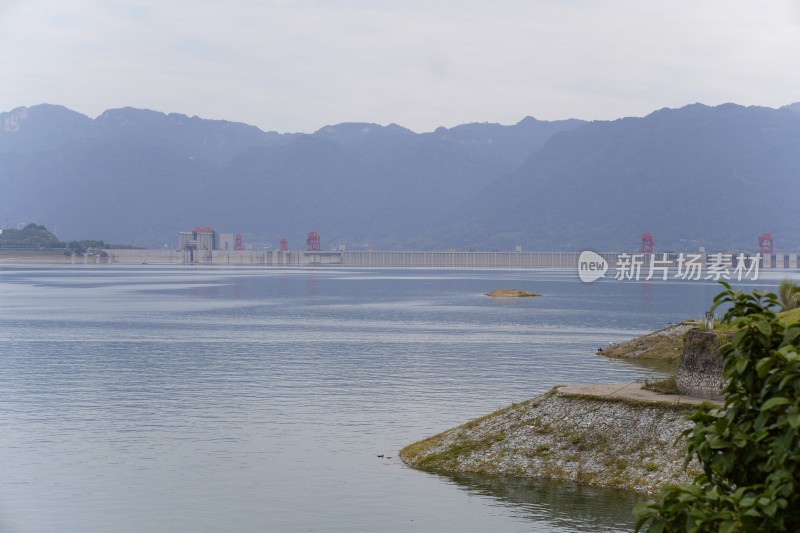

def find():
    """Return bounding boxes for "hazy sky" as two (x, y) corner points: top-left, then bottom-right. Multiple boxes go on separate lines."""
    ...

(1, 1), (799, 133)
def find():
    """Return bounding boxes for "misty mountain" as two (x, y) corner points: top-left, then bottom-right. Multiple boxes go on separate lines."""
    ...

(0, 104), (580, 248)
(0, 104), (293, 164)
(216, 119), (578, 248)
(782, 102), (800, 114)
(431, 103), (800, 252)
(1, 102), (798, 252)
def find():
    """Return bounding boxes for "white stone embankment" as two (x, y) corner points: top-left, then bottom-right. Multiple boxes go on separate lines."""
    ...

(401, 385), (719, 494)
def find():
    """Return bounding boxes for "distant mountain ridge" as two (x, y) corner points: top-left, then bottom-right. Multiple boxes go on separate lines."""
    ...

(0, 102), (798, 251)
(0, 104), (579, 248)
(436, 103), (800, 251)
(0, 104), (293, 164)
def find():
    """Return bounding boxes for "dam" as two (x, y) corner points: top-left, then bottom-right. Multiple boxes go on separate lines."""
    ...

(102, 249), (609, 268)
(36, 248), (799, 272)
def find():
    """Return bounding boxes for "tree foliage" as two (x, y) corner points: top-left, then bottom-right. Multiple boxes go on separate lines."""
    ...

(778, 278), (800, 311)
(634, 283), (800, 532)
(0, 223), (60, 248)
(0, 223), (139, 252)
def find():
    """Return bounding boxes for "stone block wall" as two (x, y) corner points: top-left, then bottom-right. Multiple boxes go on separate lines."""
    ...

(675, 329), (727, 400)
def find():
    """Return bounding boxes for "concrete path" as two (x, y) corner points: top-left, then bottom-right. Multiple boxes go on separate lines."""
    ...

(557, 383), (722, 406)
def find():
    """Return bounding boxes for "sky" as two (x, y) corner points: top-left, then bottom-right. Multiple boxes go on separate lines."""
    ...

(1, 0), (799, 133)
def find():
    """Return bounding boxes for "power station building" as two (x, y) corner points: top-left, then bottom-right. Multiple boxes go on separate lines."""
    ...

(178, 226), (238, 262)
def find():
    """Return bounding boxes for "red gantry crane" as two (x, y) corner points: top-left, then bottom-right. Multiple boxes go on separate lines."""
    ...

(307, 231), (320, 251)
(641, 232), (654, 254)
(759, 233), (774, 254)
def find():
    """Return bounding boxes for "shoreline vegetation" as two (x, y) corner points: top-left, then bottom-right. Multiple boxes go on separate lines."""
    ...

(0, 223), (139, 254)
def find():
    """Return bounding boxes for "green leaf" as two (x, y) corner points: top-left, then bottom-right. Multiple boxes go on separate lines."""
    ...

(753, 319), (772, 337)
(756, 357), (775, 378)
(760, 397), (790, 411)
(764, 500), (778, 517)
(735, 358), (748, 374)
(739, 496), (756, 507)
(719, 521), (736, 533)
(707, 435), (730, 449)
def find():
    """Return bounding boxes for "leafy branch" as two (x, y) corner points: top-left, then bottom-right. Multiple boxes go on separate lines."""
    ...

(635, 282), (800, 532)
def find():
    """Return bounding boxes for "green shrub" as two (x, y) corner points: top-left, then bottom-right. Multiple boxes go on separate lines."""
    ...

(635, 283), (800, 532)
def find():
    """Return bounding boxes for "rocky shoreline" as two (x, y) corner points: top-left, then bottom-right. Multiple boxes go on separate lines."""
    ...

(401, 386), (714, 494)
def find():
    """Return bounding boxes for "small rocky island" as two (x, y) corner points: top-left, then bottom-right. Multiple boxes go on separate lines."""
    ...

(485, 289), (541, 298)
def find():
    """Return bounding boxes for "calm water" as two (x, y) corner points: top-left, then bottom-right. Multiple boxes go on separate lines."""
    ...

(0, 266), (781, 532)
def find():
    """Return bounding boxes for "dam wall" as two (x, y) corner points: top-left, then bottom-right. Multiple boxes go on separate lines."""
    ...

(2, 248), (797, 270)
(102, 249), (613, 268)
(340, 251), (605, 268)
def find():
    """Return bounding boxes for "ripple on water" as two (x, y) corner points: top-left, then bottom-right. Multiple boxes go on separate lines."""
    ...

(0, 266), (732, 532)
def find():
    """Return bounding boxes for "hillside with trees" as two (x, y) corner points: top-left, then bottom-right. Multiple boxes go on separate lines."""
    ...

(0, 223), (60, 248)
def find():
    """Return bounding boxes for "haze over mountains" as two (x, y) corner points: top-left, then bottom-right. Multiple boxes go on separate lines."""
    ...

(1, 102), (798, 252)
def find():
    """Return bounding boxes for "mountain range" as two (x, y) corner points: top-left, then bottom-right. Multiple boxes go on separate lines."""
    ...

(1, 102), (798, 251)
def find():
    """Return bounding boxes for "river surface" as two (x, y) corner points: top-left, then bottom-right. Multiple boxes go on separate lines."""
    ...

(0, 265), (780, 532)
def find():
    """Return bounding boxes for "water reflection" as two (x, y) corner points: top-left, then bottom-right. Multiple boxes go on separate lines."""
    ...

(442, 471), (644, 532)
